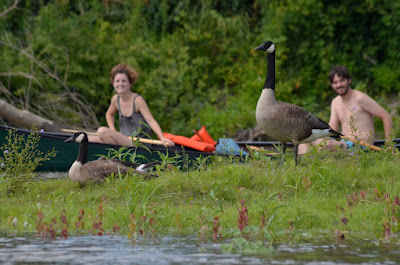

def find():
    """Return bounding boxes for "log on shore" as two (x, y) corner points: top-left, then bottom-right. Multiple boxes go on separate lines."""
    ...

(0, 99), (62, 132)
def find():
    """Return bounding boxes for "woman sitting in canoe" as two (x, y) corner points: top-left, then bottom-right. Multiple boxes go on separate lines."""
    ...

(89, 63), (175, 147)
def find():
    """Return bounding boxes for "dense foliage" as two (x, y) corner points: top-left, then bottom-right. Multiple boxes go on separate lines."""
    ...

(0, 0), (399, 138)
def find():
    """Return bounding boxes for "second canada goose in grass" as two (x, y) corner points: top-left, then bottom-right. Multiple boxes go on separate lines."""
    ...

(255, 40), (342, 165)
(65, 132), (160, 184)
(96, 157), (160, 173)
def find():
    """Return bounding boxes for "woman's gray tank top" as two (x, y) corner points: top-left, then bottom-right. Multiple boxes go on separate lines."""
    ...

(117, 95), (152, 138)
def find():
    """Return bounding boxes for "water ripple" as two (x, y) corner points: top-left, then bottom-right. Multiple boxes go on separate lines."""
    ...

(0, 234), (399, 265)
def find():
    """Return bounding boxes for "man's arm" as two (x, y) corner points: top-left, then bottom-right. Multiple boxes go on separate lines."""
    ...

(360, 94), (393, 141)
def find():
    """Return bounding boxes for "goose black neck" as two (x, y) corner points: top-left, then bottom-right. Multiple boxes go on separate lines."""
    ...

(263, 51), (275, 90)
(77, 136), (88, 164)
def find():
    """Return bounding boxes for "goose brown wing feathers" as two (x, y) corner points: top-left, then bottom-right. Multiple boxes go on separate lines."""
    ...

(275, 102), (341, 141)
(298, 105), (342, 139)
(279, 103), (329, 129)
(304, 112), (331, 130)
(97, 157), (140, 168)
(80, 161), (132, 183)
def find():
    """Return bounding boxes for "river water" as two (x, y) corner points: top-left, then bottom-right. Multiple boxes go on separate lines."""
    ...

(0, 233), (399, 265)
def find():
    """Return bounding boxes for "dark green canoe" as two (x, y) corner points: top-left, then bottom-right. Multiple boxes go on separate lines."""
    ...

(0, 125), (220, 172)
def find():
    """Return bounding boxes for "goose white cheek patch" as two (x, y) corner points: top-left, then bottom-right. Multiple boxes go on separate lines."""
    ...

(267, 44), (275, 53)
(300, 129), (331, 143)
(75, 134), (85, 143)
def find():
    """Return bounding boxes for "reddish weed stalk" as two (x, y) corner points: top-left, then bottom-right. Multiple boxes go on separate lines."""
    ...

(140, 205), (157, 236)
(373, 189), (400, 240)
(383, 221), (391, 240)
(90, 195), (106, 236)
(260, 210), (267, 230)
(237, 199), (249, 233)
(128, 204), (158, 239)
(346, 190), (367, 207)
(301, 176), (312, 192)
(380, 193), (400, 240)
(212, 217), (221, 241)
(48, 217), (57, 239)
(35, 210), (69, 239)
(112, 223), (120, 234)
(374, 188), (389, 202)
(60, 209), (68, 239)
(35, 211), (45, 236)
(286, 221), (295, 242)
(75, 209), (85, 234)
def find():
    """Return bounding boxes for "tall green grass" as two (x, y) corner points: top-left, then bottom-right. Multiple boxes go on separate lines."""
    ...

(1, 145), (399, 243)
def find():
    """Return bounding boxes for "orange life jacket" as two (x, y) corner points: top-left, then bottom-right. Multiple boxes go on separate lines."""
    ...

(163, 132), (216, 152)
(189, 126), (217, 146)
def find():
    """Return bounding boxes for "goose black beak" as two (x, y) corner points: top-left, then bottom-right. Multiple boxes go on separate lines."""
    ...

(65, 135), (74, 142)
(255, 44), (264, 50)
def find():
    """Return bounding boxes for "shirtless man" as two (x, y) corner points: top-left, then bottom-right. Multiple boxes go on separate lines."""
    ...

(299, 65), (392, 153)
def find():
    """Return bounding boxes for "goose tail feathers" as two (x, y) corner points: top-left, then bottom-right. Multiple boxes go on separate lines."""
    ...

(136, 161), (161, 173)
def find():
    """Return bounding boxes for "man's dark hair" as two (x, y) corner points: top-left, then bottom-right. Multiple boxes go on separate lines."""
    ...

(328, 65), (351, 83)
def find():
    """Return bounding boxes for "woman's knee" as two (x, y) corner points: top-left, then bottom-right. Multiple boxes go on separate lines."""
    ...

(97, 127), (110, 138)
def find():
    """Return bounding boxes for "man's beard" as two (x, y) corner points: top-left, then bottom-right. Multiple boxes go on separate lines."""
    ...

(338, 85), (350, 96)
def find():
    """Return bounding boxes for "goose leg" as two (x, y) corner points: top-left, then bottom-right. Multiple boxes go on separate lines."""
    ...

(293, 145), (299, 166)
(280, 143), (287, 164)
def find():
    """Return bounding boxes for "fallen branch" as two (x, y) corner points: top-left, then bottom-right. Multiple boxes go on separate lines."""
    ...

(0, 98), (62, 132)
(0, 35), (99, 129)
(0, 0), (19, 18)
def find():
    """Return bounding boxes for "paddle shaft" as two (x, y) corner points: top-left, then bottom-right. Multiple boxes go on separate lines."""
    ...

(247, 145), (279, 155)
(341, 136), (382, 151)
(61, 128), (164, 145)
(248, 138), (382, 153)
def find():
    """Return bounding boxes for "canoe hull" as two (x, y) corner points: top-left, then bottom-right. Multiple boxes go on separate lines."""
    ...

(0, 126), (215, 172)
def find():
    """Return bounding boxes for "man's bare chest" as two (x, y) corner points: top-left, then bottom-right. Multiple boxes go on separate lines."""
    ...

(336, 102), (357, 119)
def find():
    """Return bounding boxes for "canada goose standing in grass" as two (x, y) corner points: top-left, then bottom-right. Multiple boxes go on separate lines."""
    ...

(65, 132), (160, 184)
(255, 41), (342, 165)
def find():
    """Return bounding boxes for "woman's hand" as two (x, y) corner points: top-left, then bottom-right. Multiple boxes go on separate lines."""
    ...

(160, 137), (175, 147)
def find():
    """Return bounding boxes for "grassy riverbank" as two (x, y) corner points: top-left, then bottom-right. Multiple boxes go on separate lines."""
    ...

(1, 146), (399, 243)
